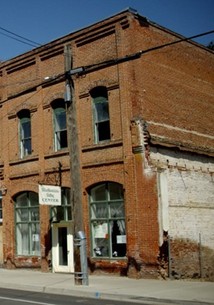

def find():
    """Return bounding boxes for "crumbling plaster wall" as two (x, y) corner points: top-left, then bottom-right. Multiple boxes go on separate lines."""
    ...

(150, 147), (214, 280)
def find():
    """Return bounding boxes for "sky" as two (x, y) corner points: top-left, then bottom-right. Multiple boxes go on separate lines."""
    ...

(0, 0), (213, 61)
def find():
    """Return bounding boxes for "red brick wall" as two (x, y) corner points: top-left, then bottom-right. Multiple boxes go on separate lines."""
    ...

(0, 11), (213, 277)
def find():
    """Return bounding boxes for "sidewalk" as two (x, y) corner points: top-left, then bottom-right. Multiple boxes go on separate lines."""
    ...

(0, 269), (214, 304)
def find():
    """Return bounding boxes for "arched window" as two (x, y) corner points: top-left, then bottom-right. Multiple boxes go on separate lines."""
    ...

(51, 187), (71, 222)
(18, 110), (32, 158)
(89, 182), (126, 258)
(15, 191), (40, 256)
(90, 87), (110, 143)
(52, 99), (67, 151)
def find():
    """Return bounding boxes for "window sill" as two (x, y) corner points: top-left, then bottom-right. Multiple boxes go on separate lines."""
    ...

(44, 149), (69, 159)
(9, 155), (39, 165)
(15, 255), (41, 258)
(82, 140), (122, 152)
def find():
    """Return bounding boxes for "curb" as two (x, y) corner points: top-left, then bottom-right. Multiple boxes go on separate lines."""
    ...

(1, 283), (213, 305)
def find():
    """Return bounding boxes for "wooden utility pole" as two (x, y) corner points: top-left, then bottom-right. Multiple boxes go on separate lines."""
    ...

(64, 45), (84, 285)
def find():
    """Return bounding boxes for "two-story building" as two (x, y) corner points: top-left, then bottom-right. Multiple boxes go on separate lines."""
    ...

(0, 8), (214, 280)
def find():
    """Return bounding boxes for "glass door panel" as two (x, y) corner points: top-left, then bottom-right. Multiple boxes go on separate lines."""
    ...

(58, 227), (68, 266)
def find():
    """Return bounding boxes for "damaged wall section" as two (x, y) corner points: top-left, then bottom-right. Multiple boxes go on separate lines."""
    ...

(152, 146), (214, 280)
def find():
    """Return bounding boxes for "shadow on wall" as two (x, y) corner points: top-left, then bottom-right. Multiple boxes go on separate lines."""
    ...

(158, 231), (169, 279)
(170, 237), (214, 281)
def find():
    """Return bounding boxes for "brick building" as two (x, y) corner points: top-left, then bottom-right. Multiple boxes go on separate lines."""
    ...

(0, 8), (214, 280)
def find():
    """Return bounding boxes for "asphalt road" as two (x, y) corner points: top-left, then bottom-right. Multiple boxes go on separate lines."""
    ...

(0, 288), (120, 305)
(0, 287), (153, 305)
(0, 287), (211, 305)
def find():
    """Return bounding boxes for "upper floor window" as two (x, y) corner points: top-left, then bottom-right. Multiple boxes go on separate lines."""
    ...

(52, 99), (67, 151)
(18, 110), (32, 158)
(90, 87), (110, 144)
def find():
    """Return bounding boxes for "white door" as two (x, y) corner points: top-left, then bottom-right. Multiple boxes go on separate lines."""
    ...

(52, 223), (74, 273)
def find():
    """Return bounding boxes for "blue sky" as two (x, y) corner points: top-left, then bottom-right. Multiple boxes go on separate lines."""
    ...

(0, 0), (213, 61)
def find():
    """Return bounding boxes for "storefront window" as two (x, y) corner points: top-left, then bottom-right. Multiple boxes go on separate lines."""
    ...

(89, 182), (126, 258)
(15, 192), (40, 256)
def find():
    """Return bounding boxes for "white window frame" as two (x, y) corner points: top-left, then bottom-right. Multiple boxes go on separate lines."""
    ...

(53, 106), (67, 151)
(91, 87), (111, 144)
(19, 111), (32, 158)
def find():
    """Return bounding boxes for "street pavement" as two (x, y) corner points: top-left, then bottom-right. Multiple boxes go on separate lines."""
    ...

(0, 268), (213, 304)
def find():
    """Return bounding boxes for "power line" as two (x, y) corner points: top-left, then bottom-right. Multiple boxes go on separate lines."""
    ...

(1, 29), (213, 101)
(139, 30), (214, 55)
(0, 29), (213, 150)
(0, 30), (38, 48)
(0, 25), (42, 48)
(80, 30), (214, 74)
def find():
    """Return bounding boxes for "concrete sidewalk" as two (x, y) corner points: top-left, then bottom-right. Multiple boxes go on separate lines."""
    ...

(0, 269), (213, 304)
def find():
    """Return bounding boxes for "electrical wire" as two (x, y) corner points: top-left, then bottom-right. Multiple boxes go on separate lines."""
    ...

(0, 28), (212, 97)
(0, 72), (64, 102)
(81, 30), (214, 73)
(0, 26), (41, 48)
(0, 29), (212, 91)
(1, 29), (213, 102)
(0, 21), (213, 158)
(0, 31), (38, 48)
(0, 28), (212, 93)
